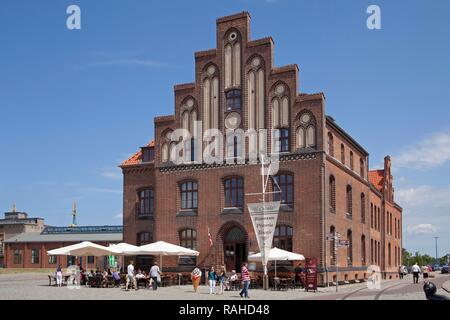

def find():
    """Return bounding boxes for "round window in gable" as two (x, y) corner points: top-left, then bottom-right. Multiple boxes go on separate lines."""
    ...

(228, 31), (238, 41)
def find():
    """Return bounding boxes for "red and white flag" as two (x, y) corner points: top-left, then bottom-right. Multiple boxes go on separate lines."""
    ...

(208, 227), (213, 248)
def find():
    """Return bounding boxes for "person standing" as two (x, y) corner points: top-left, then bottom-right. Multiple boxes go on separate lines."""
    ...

(208, 266), (217, 294)
(239, 262), (250, 298)
(150, 262), (161, 290)
(191, 267), (202, 293)
(294, 263), (305, 288)
(56, 264), (63, 287)
(125, 260), (137, 291)
(411, 263), (420, 284)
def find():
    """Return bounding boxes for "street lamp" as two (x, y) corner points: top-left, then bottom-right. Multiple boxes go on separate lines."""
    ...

(433, 237), (439, 263)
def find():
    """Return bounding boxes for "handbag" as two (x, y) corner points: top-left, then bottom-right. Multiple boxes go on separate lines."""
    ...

(157, 274), (161, 284)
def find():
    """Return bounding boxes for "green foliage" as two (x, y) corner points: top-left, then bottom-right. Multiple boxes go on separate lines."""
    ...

(402, 248), (449, 266)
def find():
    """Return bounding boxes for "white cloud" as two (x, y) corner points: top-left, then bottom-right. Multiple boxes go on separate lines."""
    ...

(407, 224), (438, 235)
(393, 132), (450, 170)
(114, 213), (123, 219)
(100, 170), (122, 180)
(396, 185), (450, 209)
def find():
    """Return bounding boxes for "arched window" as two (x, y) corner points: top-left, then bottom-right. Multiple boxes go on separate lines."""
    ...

(296, 111), (316, 149)
(371, 238), (374, 263)
(388, 242), (392, 266)
(180, 181), (198, 210)
(347, 229), (353, 266)
(327, 132), (334, 156)
(203, 67), (219, 131)
(273, 225), (293, 252)
(346, 185), (353, 216)
(179, 229), (197, 265)
(370, 203), (374, 228)
(169, 142), (177, 162)
(271, 83), (290, 151)
(161, 143), (169, 162)
(224, 30), (241, 89)
(329, 175), (336, 213)
(138, 189), (154, 216)
(361, 193), (366, 224)
(248, 65), (265, 130)
(361, 235), (366, 265)
(341, 144), (345, 164)
(350, 151), (354, 170)
(273, 173), (294, 206)
(360, 158), (365, 178)
(137, 232), (152, 246)
(226, 90), (241, 111)
(224, 177), (244, 208)
(330, 226), (336, 264)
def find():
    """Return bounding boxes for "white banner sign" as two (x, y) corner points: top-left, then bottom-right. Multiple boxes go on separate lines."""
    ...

(248, 201), (280, 266)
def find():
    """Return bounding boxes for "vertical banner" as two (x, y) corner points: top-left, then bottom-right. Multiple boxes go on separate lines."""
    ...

(247, 201), (280, 266)
(305, 257), (318, 292)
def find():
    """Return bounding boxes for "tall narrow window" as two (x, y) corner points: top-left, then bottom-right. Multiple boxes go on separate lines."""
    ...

(350, 151), (354, 170)
(203, 68), (219, 130)
(224, 31), (241, 89)
(138, 189), (154, 216)
(346, 185), (353, 216)
(226, 133), (242, 160)
(361, 235), (366, 265)
(328, 132), (334, 156)
(273, 174), (294, 206)
(360, 158), (365, 178)
(224, 177), (244, 208)
(13, 249), (22, 265)
(273, 225), (293, 252)
(31, 249), (39, 264)
(341, 144), (345, 164)
(371, 203), (374, 228)
(329, 175), (336, 213)
(361, 193), (366, 224)
(330, 226), (336, 265)
(347, 230), (353, 266)
(248, 57), (265, 130)
(370, 239), (374, 263)
(388, 243), (392, 266)
(181, 181), (198, 210)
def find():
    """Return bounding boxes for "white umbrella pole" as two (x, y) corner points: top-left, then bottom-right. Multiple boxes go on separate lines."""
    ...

(160, 255), (162, 272)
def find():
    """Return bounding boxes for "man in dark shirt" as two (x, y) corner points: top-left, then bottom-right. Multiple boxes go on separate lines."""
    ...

(294, 263), (304, 288)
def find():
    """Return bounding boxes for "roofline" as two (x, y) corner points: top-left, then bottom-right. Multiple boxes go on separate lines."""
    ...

(326, 116), (369, 156)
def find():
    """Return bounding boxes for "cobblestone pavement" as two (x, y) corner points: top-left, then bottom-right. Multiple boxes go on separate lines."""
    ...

(0, 273), (448, 300)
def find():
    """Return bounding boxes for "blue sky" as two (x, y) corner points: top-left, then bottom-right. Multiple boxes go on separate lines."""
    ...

(0, 0), (449, 257)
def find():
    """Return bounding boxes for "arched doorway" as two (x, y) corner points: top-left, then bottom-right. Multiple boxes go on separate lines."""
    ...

(223, 226), (247, 272)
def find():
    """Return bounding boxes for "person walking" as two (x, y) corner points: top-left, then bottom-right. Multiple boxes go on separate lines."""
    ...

(150, 262), (161, 290)
(411, 263), (421, 284)
(56, 264), (63, 287)
(239, 262), (250, 298)
(125, 260), (137, 291)
(208, 266), (217, 294)
(398, 265), (404, 279)
(217, 266), (226, 295)
(191, 267), (202, 292)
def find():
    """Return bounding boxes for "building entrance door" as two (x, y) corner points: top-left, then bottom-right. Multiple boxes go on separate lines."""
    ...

(223, 226), (246, 272)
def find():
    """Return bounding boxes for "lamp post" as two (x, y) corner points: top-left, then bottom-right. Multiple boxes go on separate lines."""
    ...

(433, 237), (439, 263)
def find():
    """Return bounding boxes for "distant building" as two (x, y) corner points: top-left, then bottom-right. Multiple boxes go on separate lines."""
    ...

(0, 205), (45, 267)
(4, 225), (122, 269)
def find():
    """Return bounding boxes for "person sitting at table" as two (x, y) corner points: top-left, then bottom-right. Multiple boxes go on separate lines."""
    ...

(135, 269), (146, 279)
(112, 269), (121, 287)
(101, 270), (109, 287)
(229, 270), (238, 290)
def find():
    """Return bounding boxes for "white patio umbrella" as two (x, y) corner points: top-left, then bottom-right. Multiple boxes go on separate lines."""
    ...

(108, 243), (140, 271)
(248, 247), (305, 279)
(47, 241), (121, 270)
(129, 241), (199, 271)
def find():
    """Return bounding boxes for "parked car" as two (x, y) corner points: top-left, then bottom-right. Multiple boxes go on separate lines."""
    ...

(441, 265), (449, 274)
(432, 264), (442, 272)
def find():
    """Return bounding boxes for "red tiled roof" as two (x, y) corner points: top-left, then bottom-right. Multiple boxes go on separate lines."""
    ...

(369, 170), (384, 191)
(121, 140), (154, 166)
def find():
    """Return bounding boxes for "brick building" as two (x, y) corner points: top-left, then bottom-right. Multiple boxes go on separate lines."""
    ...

(120, 12), (403, 284)
(0, 206), (45, 267)
(4, 225), (122, 269)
